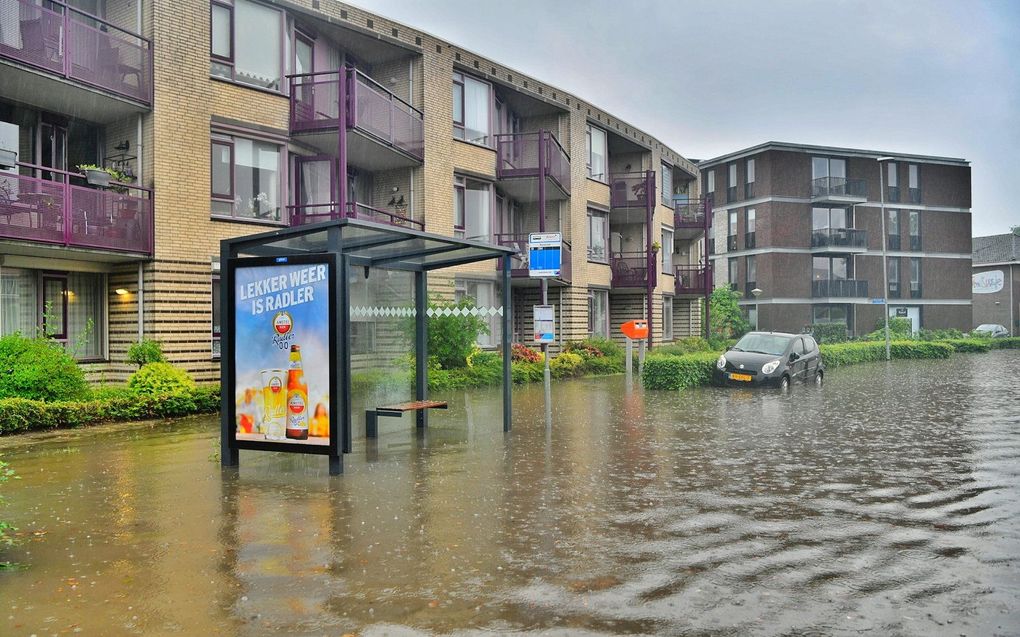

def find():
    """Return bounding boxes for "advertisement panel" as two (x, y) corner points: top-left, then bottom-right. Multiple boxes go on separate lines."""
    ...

(228, 255), (337, 455)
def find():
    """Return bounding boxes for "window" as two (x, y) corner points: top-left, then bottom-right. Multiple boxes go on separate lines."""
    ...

(211, 134), (282, 222)
(812, 157), (846, 180)
(745, 158), (755, 198)
(727, 211), (738, 250)
(908, 164), (920, 203)
(910, 257), (921, 298)
(661, 228), (674, 273)
(586, 124), (607, 182)
(812, 305), (848, 324)
(454, 175), (492, 241)
(453, 72), (491, 145)
(706, 169), (715, 199)
(728, 256), (738, 290)
(210, 0), (284, 91)
(745, 208), (756, 249)
(887, 162), (899, 202)
(588, 289), (609, 338)
(662, 296), (674, 341)
(745, 254), (756, 298)
(746, 304), (758, 330)
(887, 257), (899, 298)
(587, 209), (608, 262)
(212, 277), (221, 359)
(456, 279), (500, 348)
(0, 268), (105, 360)
(727, 163), (737, 202)
(887, 209), (900, 249)
(661, 162), (673, 207)
(813, 256), (848, 283)
(908, 211), (921, 251)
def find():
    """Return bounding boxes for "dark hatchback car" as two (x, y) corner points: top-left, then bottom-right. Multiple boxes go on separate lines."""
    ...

(714, 332), (824, 390)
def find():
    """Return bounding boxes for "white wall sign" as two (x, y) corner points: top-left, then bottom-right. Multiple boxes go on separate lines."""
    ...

(972, 270), (1004, 294)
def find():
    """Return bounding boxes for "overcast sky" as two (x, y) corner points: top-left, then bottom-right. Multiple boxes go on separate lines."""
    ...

(360, 0), (1018, 237)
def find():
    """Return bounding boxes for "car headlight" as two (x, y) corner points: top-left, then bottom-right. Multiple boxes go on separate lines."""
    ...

(761, 360), (781, 375)
(716, 354), (727, 370)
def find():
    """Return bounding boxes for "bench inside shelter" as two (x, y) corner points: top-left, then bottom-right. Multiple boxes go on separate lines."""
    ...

(365, 400), (448, 438)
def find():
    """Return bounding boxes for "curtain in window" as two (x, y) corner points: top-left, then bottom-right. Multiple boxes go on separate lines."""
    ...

(234, 0), (281, 89)
(233, 138), (280, 220)
(463, 180), (490, 242)
(0, 268), (37, 337)
(67, 272), (103, 359)
(463, 76), (490, 144)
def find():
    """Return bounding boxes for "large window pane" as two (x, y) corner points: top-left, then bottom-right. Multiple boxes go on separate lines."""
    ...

(663, 296), (673, 341)
(211, 141), (232, 197)
(66, 272), (103, 359)
(588, 125), (606, 181)
(831, 257), (848, 280)
(812, 207), (829, 230)
(812, 157), (828, 179)
(588, 210), (607, 262)
(460, 75), (490, 144)
(461, 178), (491, 242)
(452, 79), (464, 126)
(234, 0), (282, 90)
(829, 158), (845, 179)
(588, 289), (608, 338)
(233, 138), (280, 221)
(661, 162), (673, 206)
(211, 4), (232, 59)
(661, 228), (673, 271)
(813, 257), (829, 281)
(0, 268), (38, 337)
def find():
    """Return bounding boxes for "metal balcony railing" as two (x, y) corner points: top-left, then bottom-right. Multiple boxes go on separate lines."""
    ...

(812, 279), (868, 298)
(673, 198), (708, 228)
(811, 176), (867, 199)
(0, 163), (153, 255)
(810, 227), (868, 249)
(288, 201), (423, 231)
(674, 264), (711, 295)
(0, 0), (152, 104)
(609, 171), (655, 209)
(494, 233), (572, 282)
(495, 131), (571, 195)
(610, 251), (656, 288)
(288, 67), (424, 160)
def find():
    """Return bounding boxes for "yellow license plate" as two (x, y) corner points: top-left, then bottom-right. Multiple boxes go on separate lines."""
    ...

(729, 373), (753, 382)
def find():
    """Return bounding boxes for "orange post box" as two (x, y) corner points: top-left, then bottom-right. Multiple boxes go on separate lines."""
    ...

(620, 320), (648, 340)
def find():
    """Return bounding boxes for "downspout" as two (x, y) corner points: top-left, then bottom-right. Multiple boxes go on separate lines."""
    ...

(137, 261), (144, 341)
(705, 195), (712, 340)
(646, 170), (654, 348)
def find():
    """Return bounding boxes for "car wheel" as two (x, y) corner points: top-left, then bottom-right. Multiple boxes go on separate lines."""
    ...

(780, 375), (790, 392)
(814, 370), (824, 387)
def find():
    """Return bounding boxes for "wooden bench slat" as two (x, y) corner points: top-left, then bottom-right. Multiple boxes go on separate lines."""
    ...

(376, 400), (448, 412)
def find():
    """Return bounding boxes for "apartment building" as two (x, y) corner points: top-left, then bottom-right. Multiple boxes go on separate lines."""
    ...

(972, 230), (1020, 335)
(0, 0), (707, 382)
(701, 142), (971, 336)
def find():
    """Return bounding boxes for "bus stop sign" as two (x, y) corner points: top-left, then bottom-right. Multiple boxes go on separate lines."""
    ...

(528, 232), (562, 278)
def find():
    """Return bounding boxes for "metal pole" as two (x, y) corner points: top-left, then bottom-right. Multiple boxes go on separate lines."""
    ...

(338, 68), (348, 220)
(538, 131), (551, 411)
(625, 337), (633, 386)
(879, 160), (891, 360)
(220, 242), (238, 469)
(502, 255), (512, 432)
(646, 170), (654, 348)
(415, 270), (428, 429)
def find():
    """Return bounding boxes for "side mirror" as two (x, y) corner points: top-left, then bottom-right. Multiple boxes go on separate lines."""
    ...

(789, 352), (799, 362)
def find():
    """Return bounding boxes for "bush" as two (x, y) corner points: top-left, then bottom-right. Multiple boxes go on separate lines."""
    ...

(864, 317), (913, 341)
(550, 352), (584, 378)
(989, 337), (1020, 350)
(809, 323), (848, 344)
(941, 338), (992, 353)
(818, 340), (953, 368)
(564, 337), (622, 359)
(511, 343), (543, 363)
(0, 334), (89, 402)
(511, 361), (544, 384)
(126, 339), (166, 368)
(918, 328), (966, 341)
(423, 297), (490, 369)
(642, 352), (719, 390)
(709, 287), (751, 341)
(654, 337), (712, 357)
(128, 362), (196, 396)
(579, 355), (625, 376)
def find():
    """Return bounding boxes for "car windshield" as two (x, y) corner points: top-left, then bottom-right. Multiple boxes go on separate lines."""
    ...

(732, 333), (791, 356)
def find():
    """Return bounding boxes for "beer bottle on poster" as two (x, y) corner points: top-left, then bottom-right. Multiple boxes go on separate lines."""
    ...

(286, 345), (309, 440)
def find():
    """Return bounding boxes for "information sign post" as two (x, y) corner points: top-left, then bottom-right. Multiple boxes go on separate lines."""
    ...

(529, 233), (562, 422)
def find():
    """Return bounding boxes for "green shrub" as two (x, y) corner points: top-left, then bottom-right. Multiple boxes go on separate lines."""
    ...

(128, 363), (196, 396)
(818, 340), (953, 368)
(126, 339), (166, 368)
(550, 352), (584, 378)
(941, 338), (992, 353)
(0, 334), (89, 402)
(510, 343), (543, 363)
(642, 352), (719, 390)
(580, 355), (625, 376)
(989, 337), (1020, 350)
(422, 297), (491, 369)
(889, 341), (953, 360)
(654, 337), (712, 357)
(709, 287), (751, 340)
(512, 361), (544, 384)
(564, 337), (623, 359)
(918, 328), (966, 341)
(89, 385), (135, 401)
(809, 323), (848, 344)
(864, 317), (913, 341)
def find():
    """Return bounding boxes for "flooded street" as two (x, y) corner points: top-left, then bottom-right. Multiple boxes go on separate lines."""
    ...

(1, 351), (1019, 636)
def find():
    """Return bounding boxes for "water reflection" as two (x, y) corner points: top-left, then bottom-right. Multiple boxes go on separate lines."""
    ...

(1, 352), (1019, 635)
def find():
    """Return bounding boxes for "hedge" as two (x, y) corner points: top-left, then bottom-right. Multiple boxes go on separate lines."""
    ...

(642, 352), (719, 390)
(0, 385), (221, 435)
(989, 337), (1020, 350)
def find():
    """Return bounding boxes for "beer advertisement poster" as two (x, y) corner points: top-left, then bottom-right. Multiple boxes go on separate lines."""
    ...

(232, 257), (334, 449)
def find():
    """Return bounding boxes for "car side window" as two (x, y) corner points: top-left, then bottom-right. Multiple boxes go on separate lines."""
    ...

(799, 338), (810, 356)
(805, 337), (817, 354)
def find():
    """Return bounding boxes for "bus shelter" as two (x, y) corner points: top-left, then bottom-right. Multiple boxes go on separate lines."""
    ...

(219, 218), (515, 475)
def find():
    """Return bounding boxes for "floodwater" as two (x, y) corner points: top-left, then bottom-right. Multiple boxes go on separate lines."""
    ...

(1, 352), (1019, 636)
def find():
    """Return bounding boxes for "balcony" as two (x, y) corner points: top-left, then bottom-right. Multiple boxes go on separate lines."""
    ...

(673, 197), (710, 240)
(674, 264), (711, 296)
(0, 166), (152, 257)
(810, 227), (868, 252)
(811, 176), (867, 204)
(288, 67), (423, 170)
(812, 279), (868, 298)
(494, 233), (572, 284)
(611, 251), (656, 289)
(0, 0), (152, 116)
(288, 201), (423, 231)
(610, 171), (655, 210)
(495, 131), (570, 203)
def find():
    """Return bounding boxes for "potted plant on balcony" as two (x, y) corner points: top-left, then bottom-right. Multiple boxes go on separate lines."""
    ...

(76, 164), (135, 195)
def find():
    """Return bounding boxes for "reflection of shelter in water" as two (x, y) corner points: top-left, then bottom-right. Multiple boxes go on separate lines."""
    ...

(220, 218), (516, 474)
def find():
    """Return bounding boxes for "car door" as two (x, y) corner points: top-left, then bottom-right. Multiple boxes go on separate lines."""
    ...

(803, 336), (820, 378)
(790, 337), (809, 382)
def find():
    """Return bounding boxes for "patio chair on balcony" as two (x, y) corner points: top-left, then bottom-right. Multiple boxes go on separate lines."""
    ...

(19, 17), (61, 65)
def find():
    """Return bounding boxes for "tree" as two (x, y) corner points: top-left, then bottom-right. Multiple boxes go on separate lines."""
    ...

(709, 286), (751, 341)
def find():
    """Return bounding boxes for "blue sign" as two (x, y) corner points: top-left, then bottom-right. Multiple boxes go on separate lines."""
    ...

(870, 298), (887, 304)
(528, 232), (562, 278)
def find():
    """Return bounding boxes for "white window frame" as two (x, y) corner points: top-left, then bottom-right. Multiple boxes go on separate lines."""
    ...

(586, 123), (607, 182)
(587, 208), (608, 263)
(452, 71), (492, 146)
(661, 227), (674, 273)
(662, 296), (674, 341)
(588, 288), (609, 338)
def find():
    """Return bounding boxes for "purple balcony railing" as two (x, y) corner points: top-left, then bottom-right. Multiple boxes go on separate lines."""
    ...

(288, 201), (423, 231)
(0, 0), (152, 105)
(494, 233), (572, 282)
(674, 197), (709, 228)
(0, 164), (153, 255)
(288, 67), (424, 161)
(495, 131), (571, 195)
(610, 171), (655, 209)
(674, 264), (712, 295)
(610, 251), (656, 288)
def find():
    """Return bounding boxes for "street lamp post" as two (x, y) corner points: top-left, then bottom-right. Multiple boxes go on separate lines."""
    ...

(877, 156), (895, 361)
